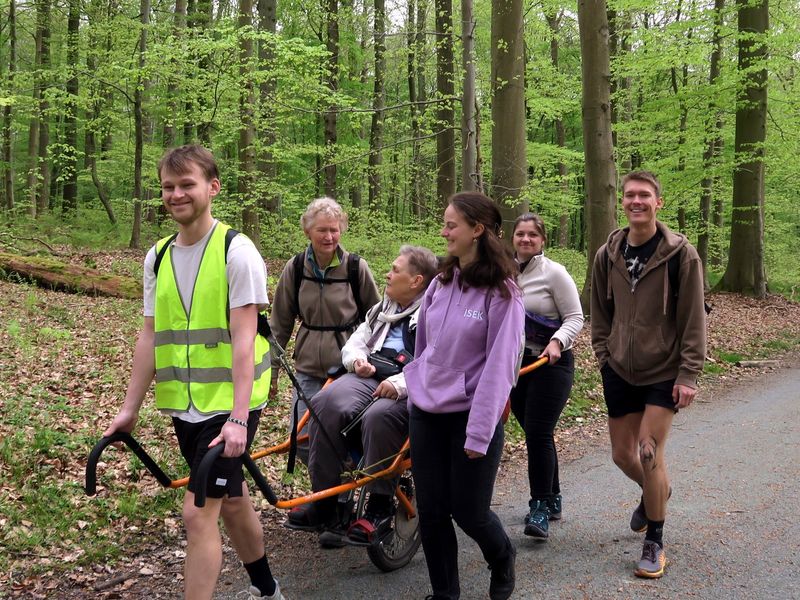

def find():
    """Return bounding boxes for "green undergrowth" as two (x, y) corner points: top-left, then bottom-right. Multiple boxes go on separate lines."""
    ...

(0, 283), (187, 578)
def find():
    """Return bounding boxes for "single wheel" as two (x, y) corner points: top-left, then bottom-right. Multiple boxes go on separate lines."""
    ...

(366, 474), (422, 572)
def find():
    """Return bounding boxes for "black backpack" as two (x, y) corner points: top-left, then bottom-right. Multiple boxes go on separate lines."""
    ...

(291, 250), (367, 333)
(153, 228), (241, 277)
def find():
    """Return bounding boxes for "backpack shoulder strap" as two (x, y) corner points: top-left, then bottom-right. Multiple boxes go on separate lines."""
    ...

(224, 228), (239, 263)
(292, 251), (306, 320)
(667, 250), (680, 298)
(401, 316), (416, 356)
(667, 247), (712, 314)
(153, 233), (179, 276)
(347, 253), (366, 321)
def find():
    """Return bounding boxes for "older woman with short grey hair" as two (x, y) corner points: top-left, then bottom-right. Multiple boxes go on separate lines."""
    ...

(269, 197), (380, 463)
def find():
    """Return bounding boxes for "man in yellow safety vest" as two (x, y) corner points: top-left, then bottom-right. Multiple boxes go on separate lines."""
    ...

(104, 145), (286, 600)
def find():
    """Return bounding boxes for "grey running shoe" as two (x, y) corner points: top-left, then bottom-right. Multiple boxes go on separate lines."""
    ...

(630, 496), (647, 533)
(634, 540), (666, 578)
(524, 500), (550, 539)
(630, 487), (673, 532)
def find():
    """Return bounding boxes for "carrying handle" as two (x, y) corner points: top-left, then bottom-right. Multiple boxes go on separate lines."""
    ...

(193, 443), (278, 508)
(85, 432), (173, 495)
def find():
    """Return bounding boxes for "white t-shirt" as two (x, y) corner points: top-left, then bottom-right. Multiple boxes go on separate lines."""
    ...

(143, 221), (269, 422)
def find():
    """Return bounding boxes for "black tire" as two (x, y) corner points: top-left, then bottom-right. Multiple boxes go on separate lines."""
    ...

(366, 474), (422, 572)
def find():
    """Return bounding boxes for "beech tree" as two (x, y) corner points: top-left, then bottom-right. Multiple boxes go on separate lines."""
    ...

(434, 0), (456, 207)
(61, 0), (80, 216)
(2, 0), (16, 212)
(719, 0), (768, 297)
(129, 0), (150, 249)
(698, 0), (725, 285)
(577, 0), (616, 309)
(239, 0), (260, 249)
(323, 0), (339, 198)
(461, 0), (478, 191)
(491, 0), (527, 236)
(368, 0), (386, 207)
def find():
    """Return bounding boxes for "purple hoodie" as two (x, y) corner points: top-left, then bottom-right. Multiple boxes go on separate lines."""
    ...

(404, 270), (524, 455)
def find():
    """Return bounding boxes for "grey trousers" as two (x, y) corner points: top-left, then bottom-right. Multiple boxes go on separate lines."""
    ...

(289, 371), (326, 465)
(307, 373), (409, 496)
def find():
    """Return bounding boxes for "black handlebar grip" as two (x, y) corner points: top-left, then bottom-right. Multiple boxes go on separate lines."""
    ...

(193, 444), (279, 507)
(243, 454), (278, 505)
(85, 432), (173, 496)
(193, 443), (225, 508)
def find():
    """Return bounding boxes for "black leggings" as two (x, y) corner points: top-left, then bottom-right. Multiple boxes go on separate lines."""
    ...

(510, 349), (574, 501)
(409, 407), (512, 600)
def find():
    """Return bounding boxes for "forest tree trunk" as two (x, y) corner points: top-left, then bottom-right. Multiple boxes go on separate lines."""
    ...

(718, 0), (768, 297)
(434, 0), (456, 209)
(491, 0), (527, 237)
(577, 0), (617, 311)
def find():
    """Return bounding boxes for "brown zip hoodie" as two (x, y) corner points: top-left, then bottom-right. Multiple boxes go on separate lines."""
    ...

(590, 221), (706, 388)
(269, 246), (380, 379)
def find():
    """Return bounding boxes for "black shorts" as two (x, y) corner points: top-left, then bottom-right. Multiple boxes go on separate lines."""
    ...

(172, 411), (261, 499)
(600, 362), (677, 419)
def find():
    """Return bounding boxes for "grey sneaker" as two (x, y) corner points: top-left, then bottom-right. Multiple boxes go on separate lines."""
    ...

(630, 496), (647, 532)
(630, 487), (672, 533)
(247, 578), (287, 599)
(634, 540), (666, 578)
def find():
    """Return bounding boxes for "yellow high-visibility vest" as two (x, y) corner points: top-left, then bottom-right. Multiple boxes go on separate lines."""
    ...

(153, 222), (270, 413)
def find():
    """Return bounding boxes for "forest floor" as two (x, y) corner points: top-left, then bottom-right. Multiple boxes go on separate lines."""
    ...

(1, 247), (799, 598)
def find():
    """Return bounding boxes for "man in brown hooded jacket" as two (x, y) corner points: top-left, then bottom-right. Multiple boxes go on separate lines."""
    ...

(591, 170), (706, 579)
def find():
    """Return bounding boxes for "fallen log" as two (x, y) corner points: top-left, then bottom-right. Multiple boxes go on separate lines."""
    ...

(736, 360), (780, 368)
(0, 252), (141, 299)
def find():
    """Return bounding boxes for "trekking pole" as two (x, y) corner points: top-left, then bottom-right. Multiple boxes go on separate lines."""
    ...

(262, 319), (350, 475)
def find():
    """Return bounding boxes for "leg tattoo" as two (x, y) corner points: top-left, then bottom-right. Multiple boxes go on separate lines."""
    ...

(639, 437), (658, 471)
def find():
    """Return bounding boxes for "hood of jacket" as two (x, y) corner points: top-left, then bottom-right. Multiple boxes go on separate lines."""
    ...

(605, 220), (688, 315)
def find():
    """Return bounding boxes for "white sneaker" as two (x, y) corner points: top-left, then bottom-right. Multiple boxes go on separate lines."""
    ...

(247, 578), (287, 600)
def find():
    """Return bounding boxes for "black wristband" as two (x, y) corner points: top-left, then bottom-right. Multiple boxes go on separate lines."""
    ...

(226, 416), (247, 428)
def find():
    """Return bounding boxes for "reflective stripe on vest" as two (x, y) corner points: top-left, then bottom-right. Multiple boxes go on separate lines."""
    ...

(153, 222), (271, 413)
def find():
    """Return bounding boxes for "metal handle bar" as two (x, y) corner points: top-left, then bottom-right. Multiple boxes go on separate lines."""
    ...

(193, 443), (279, 508)
(85, 432), (173, 495)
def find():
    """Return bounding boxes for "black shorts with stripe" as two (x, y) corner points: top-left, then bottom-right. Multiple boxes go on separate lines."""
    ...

(172, 410), (260, 499)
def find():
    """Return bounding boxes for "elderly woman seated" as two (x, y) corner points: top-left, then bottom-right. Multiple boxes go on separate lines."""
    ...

(286, 245), (438, 547)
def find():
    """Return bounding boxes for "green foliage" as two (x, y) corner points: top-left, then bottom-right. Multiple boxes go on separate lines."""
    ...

(716, 350), (744, 363)
(0, 0), (798, 293)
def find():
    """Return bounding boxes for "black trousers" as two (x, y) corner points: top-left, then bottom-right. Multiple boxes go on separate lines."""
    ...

(510, 349), (574, 502)
(409, 407), (513, 600)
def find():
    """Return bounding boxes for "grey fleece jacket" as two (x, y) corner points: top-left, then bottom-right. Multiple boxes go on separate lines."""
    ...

(590, 221), (706, 388)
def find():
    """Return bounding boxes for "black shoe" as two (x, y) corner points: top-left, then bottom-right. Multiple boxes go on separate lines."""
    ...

(347, 508), (393, 545)
(630, 496), (647, 533)
(285, 499), (336, 532)
(318, 499), (354, 548)
(318, 526), (348, 549)
(489, 544), (516, 600)
(548, 494), (562, 520)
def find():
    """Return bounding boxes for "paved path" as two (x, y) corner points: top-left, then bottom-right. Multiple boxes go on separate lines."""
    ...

(216, 366), (800, 600)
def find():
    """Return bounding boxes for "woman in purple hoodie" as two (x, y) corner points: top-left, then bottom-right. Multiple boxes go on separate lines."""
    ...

(404, 192), (524, 600)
